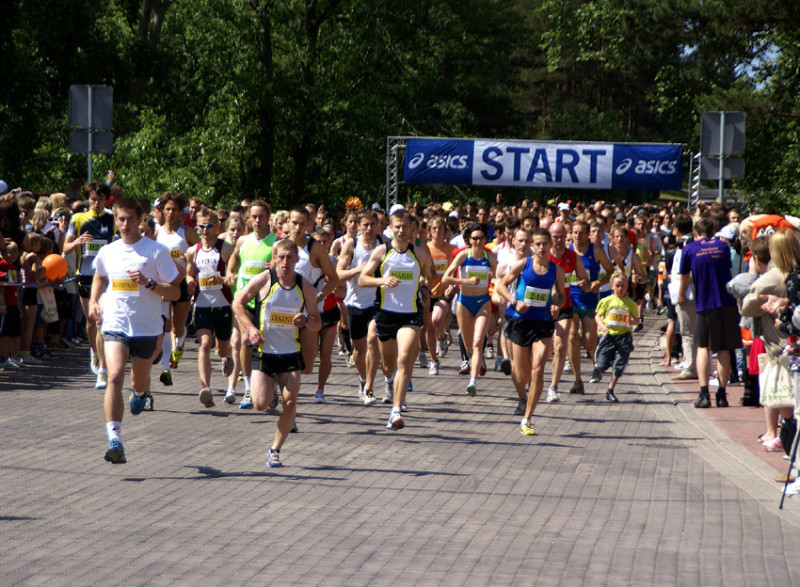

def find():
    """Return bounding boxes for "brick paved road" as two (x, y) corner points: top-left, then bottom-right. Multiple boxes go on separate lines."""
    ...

(1, 322), (799, 585)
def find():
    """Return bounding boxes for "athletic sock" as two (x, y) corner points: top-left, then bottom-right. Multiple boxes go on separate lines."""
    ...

(106, 421), (122, 442)
(176, 330), (186, 349)
(161, 335), (172, 370)
(243, 375), (251, 393)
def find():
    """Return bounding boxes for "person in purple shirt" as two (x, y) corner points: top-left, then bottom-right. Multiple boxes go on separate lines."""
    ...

(678, 215), (742, 409)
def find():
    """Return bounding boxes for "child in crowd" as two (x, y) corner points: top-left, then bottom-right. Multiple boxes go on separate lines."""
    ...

(0, 242), (22, 368)
(591, 270), (640, 402)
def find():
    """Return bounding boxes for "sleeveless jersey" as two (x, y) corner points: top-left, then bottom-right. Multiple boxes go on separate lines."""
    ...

(428, 241), (454, 298)
(570, 243), (599, 309)
(255, 269), (304, 355)
(506, 258), (557, 321)
(236, 232), (277, 309)
(68, 210), (116, 275)
(460, 252), (491, 291)
(294, 238), (323, 289)
(549, 248), (577, 309)
(194, 239), (232, 308)
(156, 226), (190, 268)
(345, 237), (381, 309)
(375, 243), (421, 314)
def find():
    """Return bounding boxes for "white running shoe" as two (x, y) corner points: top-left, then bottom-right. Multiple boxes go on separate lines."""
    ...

(563, 361), (572, 373)
(314, 389), (326, 404)
(429, 360), (439, 375)
(484, 346), (495, 360)
(418, 351), (428, 369)
(546, 385), (560, 403)
(95, 370), (108, 390)
(224, 388), (237, 404)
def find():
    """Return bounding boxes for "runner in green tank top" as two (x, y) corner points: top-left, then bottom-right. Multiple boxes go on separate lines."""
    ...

(227, 201), (275, 408)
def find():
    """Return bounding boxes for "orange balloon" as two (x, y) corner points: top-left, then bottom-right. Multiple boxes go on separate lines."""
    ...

(42, 254), (68, 282)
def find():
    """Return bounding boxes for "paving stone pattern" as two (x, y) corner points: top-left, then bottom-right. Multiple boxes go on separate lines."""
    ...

(1, 322), (799, 585)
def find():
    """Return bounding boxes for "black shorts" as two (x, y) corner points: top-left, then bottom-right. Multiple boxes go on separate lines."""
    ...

(194, 306), (233, 341)
(22, 287), (37, 307)
(257, 351), (304, 378)
(55, 287), (73, 320)
(102, 332), (160, 360)
(174, 278), (192, 304)
(77, 275), (94, 299)
(504, 316), (554, 347)
(664, 299), (677, 321)
(375, 309), (423, 342)
(320, 306), (341, 330)
(631, 283), (646, 302)
(0, 306), (22, 337)
(696, 305), (742, 352)
(555, 306), (573, 321)
(347, 306), (376, 340)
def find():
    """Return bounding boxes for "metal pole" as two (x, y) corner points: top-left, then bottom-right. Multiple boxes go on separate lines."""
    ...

(87, 86), (93, 183)
(717, 111), (725, 204)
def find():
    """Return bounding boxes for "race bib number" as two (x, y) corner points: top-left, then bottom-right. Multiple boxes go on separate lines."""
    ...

(84, 239), (107, 257)
(390, 269), (414, 281)
(524, 286), (549, 308)
(111, 278), (139, 297)
(466, 270), (488, 283)
(564, 271), (577, 283)
(243, 260), (266, 276)
(434, 260), (448, 274)
(199, 274), (222, 291)
(268, 306), (296, 327)
(607, 309), (630, 327)
(170, 249), (183, 259)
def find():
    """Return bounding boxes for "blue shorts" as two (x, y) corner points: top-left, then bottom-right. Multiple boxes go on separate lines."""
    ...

(458, 294), (490, 316)
(573, 305), (596, 320)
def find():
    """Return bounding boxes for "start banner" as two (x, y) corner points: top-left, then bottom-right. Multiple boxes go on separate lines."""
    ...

(403, 138), (682, 191)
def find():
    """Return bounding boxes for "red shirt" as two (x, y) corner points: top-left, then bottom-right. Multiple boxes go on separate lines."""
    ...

(0, 260), (20, 306)
(549, 248), (577, 309)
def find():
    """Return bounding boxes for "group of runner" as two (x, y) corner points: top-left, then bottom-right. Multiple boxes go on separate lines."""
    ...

(3, 186), (689, 467)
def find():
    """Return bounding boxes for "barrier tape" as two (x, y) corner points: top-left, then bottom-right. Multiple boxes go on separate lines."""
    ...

(0, 276), (79, 288)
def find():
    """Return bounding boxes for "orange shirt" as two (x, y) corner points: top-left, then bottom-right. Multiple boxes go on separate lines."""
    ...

(428, 241), (455, 298)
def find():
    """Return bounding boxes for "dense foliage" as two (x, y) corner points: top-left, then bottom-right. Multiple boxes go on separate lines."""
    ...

(1, 0), (798, 211)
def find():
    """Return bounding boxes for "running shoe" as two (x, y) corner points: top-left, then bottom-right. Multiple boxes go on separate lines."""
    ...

(458, 360), (470, 375)
(90, 352), (99, 374)
(62, 338), (75, 348)
(418, 351), (428, 369)
(0, 359), (20, 370)
(429, 360), (439, 376)
(129, 391), (148, 415)
(383, 381), (394, 404)
(266, 448), (283, 468)
(95, 370), (108, 390)
(520, 420), (535, 436)
(170, 345), (184, 368)
(501, 359), (512, 376)
(466, 379), (477, 396)
(144, 394), (154, 411)
(104, 439), (127, 464)
(605, 390), (619, 403)
(22, 354), (43, 365)
(484, 345), (495, 359)
(199, 388), (215, 408)
(569, 380), (585, 395)
(479, 362), (486, 377)
(338, 342), (346, 355)
(514, 400), (526, 416)
(494, 356), (503, 372)
(222, 356), (234, 377)
(240, 393), (253, 409)
(589, 369), (602, 384)
(291, 422), (299, 433)
(224, 388), (237, 404)
(545, 385), (559, 403)
(159, 369), (173, 386)
(314, 389), (326, 404)
(347, 353), (355, 367)
(270, 393), (279, 410)
(386, 411), (404, 430)
(363, 388), (377, 406)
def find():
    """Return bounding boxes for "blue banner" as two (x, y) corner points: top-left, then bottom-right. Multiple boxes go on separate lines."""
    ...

(403, 138), (682, 190)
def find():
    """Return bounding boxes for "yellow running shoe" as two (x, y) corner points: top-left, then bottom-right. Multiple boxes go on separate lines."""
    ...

(520, 420), (535, 436)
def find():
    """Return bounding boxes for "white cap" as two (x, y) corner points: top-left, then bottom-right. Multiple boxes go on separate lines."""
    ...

(0, 180), (8, 195)
(448, 211), (459, 219)
(389, 203), (405, 216)
(558, 202), (570, 212)
(715, 224), (738, 241)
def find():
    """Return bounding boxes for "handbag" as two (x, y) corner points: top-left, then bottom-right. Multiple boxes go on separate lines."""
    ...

(758, 353), (796, 408)
(37, 286), (59, 324)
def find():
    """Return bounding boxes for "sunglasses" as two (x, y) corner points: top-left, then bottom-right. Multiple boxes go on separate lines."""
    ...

(470, 235), (486, 241)
(197, 223), (215, 229)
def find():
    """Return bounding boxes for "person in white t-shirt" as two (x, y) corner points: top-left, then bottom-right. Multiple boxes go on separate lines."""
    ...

(90, 198), (181, 465)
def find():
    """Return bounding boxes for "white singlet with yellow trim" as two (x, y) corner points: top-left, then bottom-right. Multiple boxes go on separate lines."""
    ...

(257, 269), (305, 355)
(377, 243), (421, 314)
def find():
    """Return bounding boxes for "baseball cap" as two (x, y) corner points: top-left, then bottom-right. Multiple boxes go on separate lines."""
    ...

(0, 180), (8, 195)
(389, 203), (405, 216)
(715, 225), (738, 241)
(558, 202), (570, 212)
(371, 203), (381, 210)
(615, 213), (626, 223)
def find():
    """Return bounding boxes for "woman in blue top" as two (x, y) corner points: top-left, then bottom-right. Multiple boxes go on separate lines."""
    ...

(442, 223), (497, 397)
(497, 228), (566, 437)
